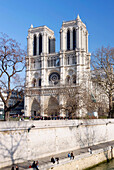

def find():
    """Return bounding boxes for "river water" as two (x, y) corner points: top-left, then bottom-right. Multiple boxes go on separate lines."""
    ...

(89, 159), (114, 170)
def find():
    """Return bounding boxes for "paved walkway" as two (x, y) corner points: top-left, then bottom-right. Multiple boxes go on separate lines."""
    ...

(0, 140), (114, 170)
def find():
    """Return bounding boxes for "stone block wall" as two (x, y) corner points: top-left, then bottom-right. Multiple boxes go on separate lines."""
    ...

(0, 119), (114, 168)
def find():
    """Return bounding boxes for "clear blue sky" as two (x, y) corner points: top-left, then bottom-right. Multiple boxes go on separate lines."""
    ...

(0, 0), (113, 53)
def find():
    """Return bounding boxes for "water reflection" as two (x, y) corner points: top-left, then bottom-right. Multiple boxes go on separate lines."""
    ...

(89, 159), (114, 170)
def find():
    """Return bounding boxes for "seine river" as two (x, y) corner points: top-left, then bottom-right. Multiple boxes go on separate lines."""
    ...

(89, 159), (114, 170)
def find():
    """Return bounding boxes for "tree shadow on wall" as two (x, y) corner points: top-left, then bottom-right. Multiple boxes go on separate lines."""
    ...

(103, 147), (110, 163)
(103, 145), (114, 163)
(75, 119), (109, 151)
(0, 126), (28, 167)
(79, 119), (114, 162)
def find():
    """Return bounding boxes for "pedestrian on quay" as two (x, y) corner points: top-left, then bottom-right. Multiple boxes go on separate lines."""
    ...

(68, 152), (71, 159)
(51, 157), (55, 164)
(16, 165), (19, 170)
(11, 166), (14, 170)
(36, 161), (39, 170)
(88, 147), (92, 154)
(71, 151), (74, 159)
(88, 148), (92, 154)
(55, 157), (59, 164)
(31, 161), (36, 168)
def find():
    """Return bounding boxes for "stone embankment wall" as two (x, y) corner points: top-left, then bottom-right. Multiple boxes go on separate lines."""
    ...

(48, 146), (114, 170)
(0, 119), (114, 168)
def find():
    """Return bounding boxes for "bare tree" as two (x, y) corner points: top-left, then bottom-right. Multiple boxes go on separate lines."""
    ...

(0, 33), (25, 120)
(50, 84), (86, 118)
(91, 46), (114, 118)
(59, 85), (80, 118)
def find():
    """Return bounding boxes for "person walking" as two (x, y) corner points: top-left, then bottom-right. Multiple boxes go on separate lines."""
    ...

(71, 151), (74, 159)
(16, 165), (19, 170)
(51, 157), (55, 164)
(36, 161), (39, 170)
(11, 166), (14, 170)
(88, 147), (92, 154)
(55, 157), (59, 164)
(68, 153), (71, 159)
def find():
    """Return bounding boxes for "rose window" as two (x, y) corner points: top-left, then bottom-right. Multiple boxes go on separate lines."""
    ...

(49, 72), (60, 85)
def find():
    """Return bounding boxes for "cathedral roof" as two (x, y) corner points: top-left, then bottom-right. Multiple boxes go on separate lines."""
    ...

(62, 14), (86, 28)
(28, 25), (54, 34)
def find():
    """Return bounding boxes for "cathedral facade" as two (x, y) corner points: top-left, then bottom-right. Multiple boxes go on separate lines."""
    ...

(25, 15), (91, 117)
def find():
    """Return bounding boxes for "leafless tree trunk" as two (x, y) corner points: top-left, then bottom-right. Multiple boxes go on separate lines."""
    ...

(91, 46), (114, 118)
(0, 33), (25, 120)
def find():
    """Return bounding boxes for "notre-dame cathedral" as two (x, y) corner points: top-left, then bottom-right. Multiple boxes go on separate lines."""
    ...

(25, 15), (91, 117)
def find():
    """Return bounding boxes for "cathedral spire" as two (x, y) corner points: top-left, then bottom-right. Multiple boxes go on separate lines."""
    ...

(30, 24), (33, 28)
(76, 14), (81, 20)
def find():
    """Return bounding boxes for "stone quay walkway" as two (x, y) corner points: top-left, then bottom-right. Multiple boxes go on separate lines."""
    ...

(0, 140), (114, 170)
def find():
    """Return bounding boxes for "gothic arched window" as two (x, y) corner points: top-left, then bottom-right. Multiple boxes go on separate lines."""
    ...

(39, 34), (42, 55)
(32, 78), (36, 87)
(39, 78), (41, 87)
(72, 74), (76, 84)
(33, 35), (37, 56)
(60, 32), (61, 50)
(48, 38), (50, 54)
(66, 75), (70, 84)
(72, 56), (76, 64)
(67, 56), (70, 65)
(33, 60), (35, 68)
(73, 28), (76, 50)
(48, 60), (51, 67)
(67, 29), (70, 50)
